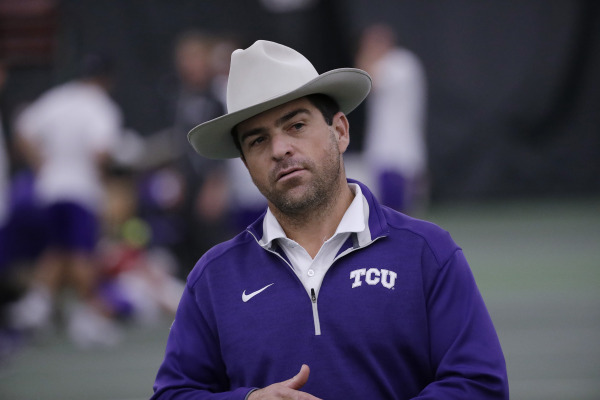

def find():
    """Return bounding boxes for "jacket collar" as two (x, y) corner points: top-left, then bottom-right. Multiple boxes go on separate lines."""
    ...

(351, 178), (389, 240)
(247, 179), (389, 247)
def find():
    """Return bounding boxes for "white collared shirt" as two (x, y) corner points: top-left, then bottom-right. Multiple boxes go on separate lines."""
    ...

(260, 183), (370, 296)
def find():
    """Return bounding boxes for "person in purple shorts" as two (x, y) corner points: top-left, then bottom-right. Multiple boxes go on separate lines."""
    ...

(9, 53), (123, 348)
(356, 24), (429, 214)
(151, 40), (509, 399)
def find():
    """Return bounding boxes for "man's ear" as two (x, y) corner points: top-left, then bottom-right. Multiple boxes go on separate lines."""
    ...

(332, 112), (350, 153)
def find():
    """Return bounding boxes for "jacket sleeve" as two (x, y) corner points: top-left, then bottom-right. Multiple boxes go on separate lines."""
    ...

(151, 283), (254, 400)
(414, 249), (509, 399)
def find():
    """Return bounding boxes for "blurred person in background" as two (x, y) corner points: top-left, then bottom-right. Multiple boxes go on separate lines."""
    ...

(95, 171), (185, 326)
(0, 59), (19, 352)
(0, 59), (51, 354)
(151, 40), (508, 399)
(148, 30), (233, 275)
(0, 60), (7, 227)
(0, 60), (9, 354)
(8, 53), (123, 348)
(355, 23), (429, 214)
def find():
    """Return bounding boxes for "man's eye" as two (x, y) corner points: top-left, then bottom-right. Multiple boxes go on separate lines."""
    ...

(291, 122), (304, 130)
(249, 136), (265, 147)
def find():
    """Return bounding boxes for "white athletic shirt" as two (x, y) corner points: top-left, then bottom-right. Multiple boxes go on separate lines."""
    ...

(363, 47), (428, 179)
(16, 81), (122, 211)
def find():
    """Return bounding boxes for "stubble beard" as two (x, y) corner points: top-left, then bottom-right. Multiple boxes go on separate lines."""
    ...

(256, 135), (343, 218)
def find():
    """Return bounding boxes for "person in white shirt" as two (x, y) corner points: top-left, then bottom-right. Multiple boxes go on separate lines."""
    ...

(11, 53), (123, 347)
(356, 23), (429, 213)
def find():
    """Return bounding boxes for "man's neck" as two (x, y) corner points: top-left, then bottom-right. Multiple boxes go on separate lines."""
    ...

(270, 182), (354, 258)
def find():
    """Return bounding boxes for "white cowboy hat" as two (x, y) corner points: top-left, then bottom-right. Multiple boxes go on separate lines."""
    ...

(187, 40), (372, 159)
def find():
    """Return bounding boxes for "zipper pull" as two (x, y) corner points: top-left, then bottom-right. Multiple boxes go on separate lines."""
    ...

(311, 288), (317, 303)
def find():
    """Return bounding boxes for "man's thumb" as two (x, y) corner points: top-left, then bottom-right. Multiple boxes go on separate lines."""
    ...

(283, 364), (311, 390)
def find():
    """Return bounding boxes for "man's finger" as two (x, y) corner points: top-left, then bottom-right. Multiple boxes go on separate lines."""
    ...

(283, 364), (310, 390)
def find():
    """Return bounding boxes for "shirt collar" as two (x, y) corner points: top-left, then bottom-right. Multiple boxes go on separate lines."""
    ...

(258, 183), (369, 249)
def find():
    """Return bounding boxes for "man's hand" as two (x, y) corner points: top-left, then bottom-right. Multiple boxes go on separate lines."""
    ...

(247, 364), (322, 400)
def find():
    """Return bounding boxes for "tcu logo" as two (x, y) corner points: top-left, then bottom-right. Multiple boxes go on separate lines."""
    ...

(350, 268), (397, 289)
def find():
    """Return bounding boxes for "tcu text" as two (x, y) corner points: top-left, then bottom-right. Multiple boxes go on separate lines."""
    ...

(350, 268), (397, 289)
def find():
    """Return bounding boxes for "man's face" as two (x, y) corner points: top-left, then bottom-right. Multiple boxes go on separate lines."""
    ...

(236, 97), (349, 216)
(175, 41), (212, 89)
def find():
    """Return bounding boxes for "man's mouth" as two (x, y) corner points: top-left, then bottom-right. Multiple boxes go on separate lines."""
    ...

(275, 166), (303, 182)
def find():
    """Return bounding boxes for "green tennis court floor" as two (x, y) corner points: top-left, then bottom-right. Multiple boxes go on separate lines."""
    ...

(1, 196), (599, 399)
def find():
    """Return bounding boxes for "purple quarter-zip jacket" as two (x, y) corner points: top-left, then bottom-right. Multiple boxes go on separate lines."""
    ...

(151, 180), (508, 399)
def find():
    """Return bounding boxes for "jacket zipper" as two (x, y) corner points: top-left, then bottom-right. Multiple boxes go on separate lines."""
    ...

(311, 288), (321, 336)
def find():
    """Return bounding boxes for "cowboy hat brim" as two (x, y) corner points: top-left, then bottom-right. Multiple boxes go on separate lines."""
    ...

(187, 67), (371, 159)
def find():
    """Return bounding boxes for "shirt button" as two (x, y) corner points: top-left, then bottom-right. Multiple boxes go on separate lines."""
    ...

(307, 269), (315, 277)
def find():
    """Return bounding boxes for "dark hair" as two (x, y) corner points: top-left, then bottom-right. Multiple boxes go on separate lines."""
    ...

(230, 94), (340, 156)
(306, 93), (340, 125)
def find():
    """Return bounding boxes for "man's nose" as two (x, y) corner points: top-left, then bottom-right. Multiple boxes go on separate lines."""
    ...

(271, 133), (294, 160)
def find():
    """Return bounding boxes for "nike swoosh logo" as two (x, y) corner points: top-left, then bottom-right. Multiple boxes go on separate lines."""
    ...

(242, 283), (275, 302)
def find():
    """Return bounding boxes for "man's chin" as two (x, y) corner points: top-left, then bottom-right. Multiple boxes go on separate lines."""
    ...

(278, 186), (307, 204)
(270, 186), (314, 214)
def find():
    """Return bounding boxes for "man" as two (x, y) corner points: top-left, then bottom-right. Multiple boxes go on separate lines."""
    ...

(152, 40), (508, 399)
(11, 53), (123, 347)
(356, 24), (429, 213)
(159, 30), (231, 272)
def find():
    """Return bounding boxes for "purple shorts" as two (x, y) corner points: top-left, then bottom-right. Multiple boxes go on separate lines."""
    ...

(44, 201), (98, 253)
